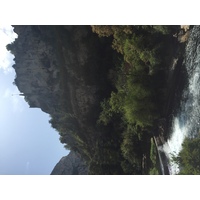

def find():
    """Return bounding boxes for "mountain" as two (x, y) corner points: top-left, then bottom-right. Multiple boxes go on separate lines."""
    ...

(51, 151), (88, 175)
(8, 25), (117, 174)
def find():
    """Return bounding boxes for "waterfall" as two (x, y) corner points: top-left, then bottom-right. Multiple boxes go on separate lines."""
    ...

(162, 26), (200, 174)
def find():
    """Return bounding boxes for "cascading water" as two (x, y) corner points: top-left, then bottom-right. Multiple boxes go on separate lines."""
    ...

(162, 26), (200, 174)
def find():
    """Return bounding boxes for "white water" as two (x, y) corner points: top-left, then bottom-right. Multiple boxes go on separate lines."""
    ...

(163, 117), (188, 174)
(162, 26), (200, 174)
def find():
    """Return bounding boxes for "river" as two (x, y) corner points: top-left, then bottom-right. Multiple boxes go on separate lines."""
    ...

(159, 26), (200, 175)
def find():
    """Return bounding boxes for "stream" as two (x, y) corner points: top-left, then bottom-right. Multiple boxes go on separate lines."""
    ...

(160, 26), (200, 175)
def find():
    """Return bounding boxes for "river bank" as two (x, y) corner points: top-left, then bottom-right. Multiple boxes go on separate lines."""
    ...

(156, 26), (191, 140)
(152, 26), (192, 174)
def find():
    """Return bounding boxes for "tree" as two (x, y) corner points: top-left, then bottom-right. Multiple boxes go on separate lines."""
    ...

(91, 25), (134, 38)
(91, 25), (114, 37)
(172, 137), (200, 175)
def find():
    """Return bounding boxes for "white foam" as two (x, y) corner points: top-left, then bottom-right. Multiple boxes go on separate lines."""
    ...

(163, 117), (188, 174)
(163, 26), (200, 174)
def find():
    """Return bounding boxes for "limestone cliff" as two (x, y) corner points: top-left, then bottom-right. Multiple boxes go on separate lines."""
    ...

(11, 26), (113, 115)
(11, 26), (62, 114)
(9, 25), (115, 173)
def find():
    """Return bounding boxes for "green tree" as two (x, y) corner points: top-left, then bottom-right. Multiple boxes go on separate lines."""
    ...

(172, 137), (200, 175)
(120, 128), (143, 172)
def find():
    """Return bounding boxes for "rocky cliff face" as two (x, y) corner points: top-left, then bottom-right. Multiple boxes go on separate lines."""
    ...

(9, 25), (114, 174)
(51, 151), (88, 175)
(11, 26), (66, 114)
(11, 26), (112, 116)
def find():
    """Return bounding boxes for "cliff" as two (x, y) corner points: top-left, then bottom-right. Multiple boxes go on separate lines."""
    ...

(10, 26), (112, 113)
(51, 151), (88, 175)
(10, 26), (62, 113)
(9, 25), (115, 174)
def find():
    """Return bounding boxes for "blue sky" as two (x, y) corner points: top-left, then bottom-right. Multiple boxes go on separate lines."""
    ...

(0, 25), (69, 175)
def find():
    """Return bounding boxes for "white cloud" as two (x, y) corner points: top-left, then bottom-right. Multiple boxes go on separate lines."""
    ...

(0, 50), (15, 74)
(0, 25), (18, 74)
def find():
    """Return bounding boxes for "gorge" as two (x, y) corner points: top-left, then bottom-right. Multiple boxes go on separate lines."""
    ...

(7, 25), (196, 175)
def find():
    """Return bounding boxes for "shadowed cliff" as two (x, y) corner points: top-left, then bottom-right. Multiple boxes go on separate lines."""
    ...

(8, 25), (122, 174)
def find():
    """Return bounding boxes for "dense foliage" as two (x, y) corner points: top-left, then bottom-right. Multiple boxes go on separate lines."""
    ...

(171, 137), (200, 175)
(92, 25), (180, 174)
(45, 25), (180, 174)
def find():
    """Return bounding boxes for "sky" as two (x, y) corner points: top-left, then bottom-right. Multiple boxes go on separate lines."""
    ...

(0, 25), (69, 175)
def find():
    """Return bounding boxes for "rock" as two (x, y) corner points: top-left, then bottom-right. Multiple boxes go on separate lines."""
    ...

(178, 25), (191, 43)
(180, 25), (190, 32)
(51, 151), (88, 175)
(11, 26), (62, 114)
(178, 31), (190, 43)
(9, 25), (114, 172)
(11, 25), (113, 118)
